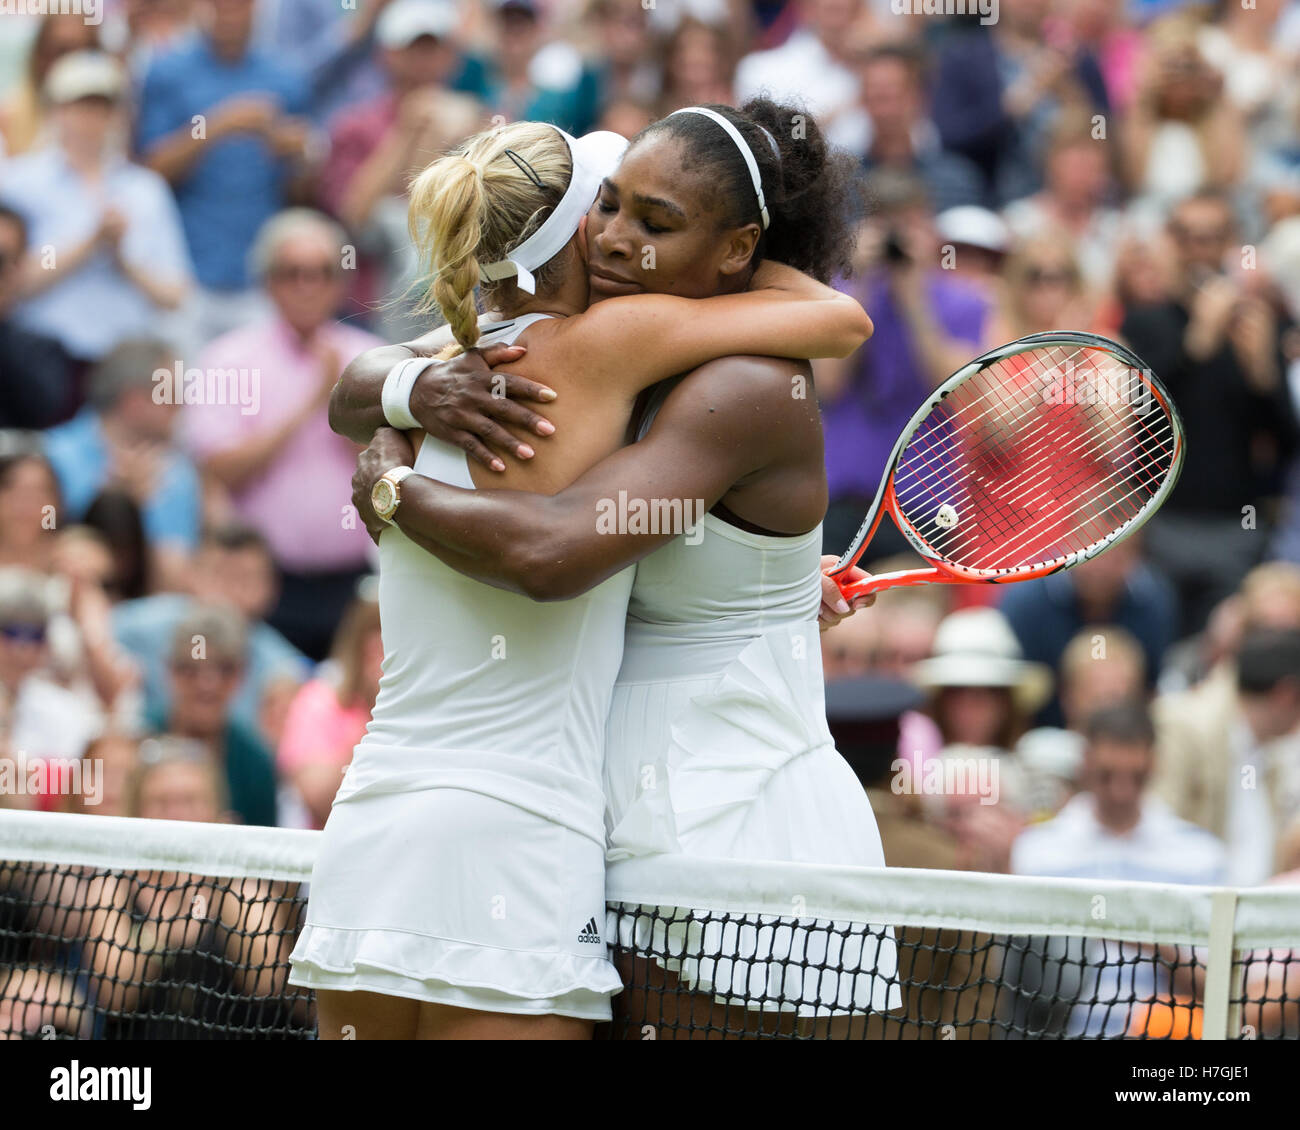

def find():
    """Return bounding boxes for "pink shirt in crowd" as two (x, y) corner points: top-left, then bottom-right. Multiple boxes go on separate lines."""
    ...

(184, 318), (383, 573)
(277, 678), (371, 777)
(319, 93), (398, 216)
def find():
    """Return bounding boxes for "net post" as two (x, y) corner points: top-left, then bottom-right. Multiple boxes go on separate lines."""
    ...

(1201, 888), (1238, 1041)
(1225, 952), (1245, 1042)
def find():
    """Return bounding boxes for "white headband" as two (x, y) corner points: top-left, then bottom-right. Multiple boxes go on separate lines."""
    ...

(478, 128), (629, 294)
(668, 106), (770, 230)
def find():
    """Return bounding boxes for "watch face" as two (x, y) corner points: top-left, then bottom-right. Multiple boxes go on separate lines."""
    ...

(372, 478), (396, 518)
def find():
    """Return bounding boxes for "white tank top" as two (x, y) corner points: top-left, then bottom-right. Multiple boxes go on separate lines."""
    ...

(617, 379), (825, 685)
(360, 314), (635, 843)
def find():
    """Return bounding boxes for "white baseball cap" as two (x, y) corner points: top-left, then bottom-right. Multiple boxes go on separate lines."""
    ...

(44, 51), (125, 105)
(935, 206), (1011, 255)
(376, 0), (458, 49)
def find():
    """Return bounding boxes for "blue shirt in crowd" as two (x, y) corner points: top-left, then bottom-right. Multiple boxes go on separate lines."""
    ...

(0, 149), (192, 361)
(136, 37), (309, 290)
(113, 593), (311, 738)
(43, 410), (202, 550)
(998, 566), (1180, 727)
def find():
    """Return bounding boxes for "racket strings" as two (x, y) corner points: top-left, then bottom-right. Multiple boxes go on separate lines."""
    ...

(900, 346), (1145, 513)
(920, 405), (1168, 568)
(895, 346), (1089, 517)
(895, 346), (1089, 529)
(914, 392), (1171, 567)
(972, 357), (1176, 560)
(962, 357), (1171, 511)
(954, 396), (1174, 558)
(983, 449), (1167, 570)
(891, 344), (1178, 573)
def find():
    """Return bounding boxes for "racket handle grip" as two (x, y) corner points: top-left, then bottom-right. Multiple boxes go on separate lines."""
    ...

(834, 567), (944, 600)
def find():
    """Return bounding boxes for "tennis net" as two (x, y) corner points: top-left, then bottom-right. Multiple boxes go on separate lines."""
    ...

(2, 809), (1297, 1040)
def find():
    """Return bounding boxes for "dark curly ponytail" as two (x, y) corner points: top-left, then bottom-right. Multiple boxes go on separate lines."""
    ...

(632, 98), (863, 283)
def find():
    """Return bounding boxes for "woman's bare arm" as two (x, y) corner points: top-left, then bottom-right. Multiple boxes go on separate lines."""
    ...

(329, 264), (872, 462)
(557, 260), (872, 400)
(329, 338), (553, 457)
(359, 358), (811, 600)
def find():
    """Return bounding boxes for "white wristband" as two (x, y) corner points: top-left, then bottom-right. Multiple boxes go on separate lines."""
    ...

(381, 357), (432, 431)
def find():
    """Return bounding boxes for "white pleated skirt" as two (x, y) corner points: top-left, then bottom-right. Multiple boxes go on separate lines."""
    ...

(288, 745), (622, 1021)
(603, 626), (902, 1015)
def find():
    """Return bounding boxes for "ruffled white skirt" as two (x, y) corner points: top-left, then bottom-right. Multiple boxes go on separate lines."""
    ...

(288, 745), (622, 1021)
(604, 625), (901, 1015)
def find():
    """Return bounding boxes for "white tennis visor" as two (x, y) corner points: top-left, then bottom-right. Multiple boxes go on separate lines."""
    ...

(477, 128), (629, 295)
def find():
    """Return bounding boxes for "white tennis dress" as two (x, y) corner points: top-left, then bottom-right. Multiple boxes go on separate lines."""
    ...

(289, 315), (631, 1020)
(603, 395), (901, 1015)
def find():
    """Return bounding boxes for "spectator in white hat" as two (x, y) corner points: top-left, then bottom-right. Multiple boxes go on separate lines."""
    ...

(911, 607), (1053, 871)
(933, 203), (1009, 303)
(913, 608), (1052, 762)
(0, 12), (99, 159)
(0, 51), (192, 364)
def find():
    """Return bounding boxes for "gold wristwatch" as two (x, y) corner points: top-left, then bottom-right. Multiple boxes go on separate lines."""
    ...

(370, 466), (416, 525)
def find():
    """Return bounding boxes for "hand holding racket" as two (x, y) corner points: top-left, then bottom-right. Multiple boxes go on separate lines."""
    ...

(818, 556), (874, 629)
(826, 331), (1185, 601)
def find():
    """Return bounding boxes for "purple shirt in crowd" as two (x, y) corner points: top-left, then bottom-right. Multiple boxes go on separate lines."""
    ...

(822, 272), (989, 500)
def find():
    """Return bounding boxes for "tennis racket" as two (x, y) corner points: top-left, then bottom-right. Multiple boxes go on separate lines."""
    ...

(828, 331), (1185, 601)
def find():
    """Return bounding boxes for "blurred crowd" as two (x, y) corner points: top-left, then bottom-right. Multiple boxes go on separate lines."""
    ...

(0, 0), (1298, 1035)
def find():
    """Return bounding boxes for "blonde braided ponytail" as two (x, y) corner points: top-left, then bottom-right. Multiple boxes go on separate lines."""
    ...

(408, 122), (574, 352)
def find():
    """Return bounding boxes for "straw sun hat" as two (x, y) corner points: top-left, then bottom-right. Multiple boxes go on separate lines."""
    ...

(909, 608), (1053, 715)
